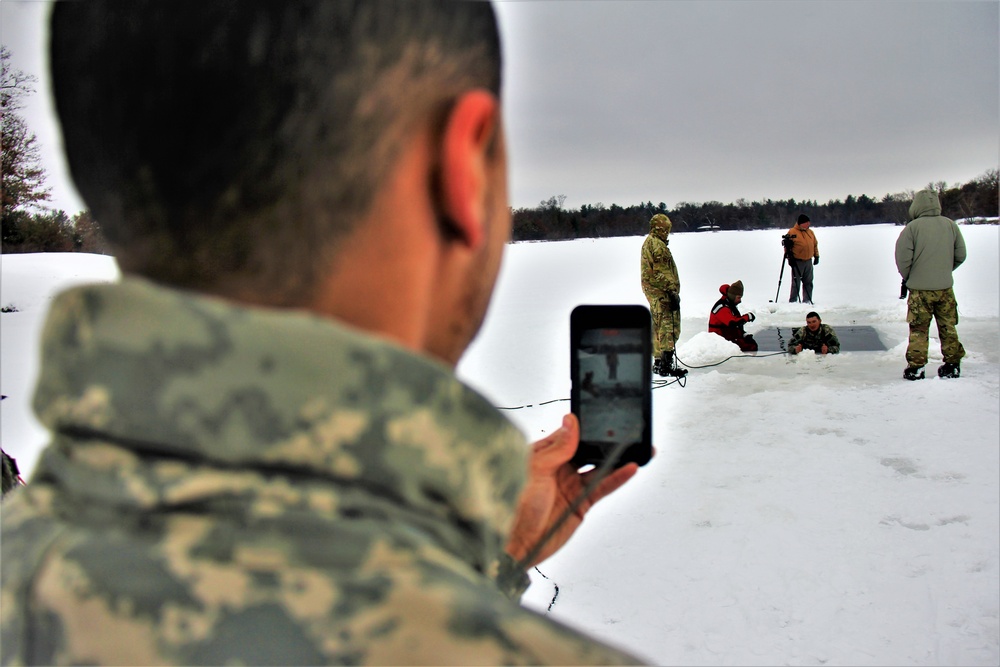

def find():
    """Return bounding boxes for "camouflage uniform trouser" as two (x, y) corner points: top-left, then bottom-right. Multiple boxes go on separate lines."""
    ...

(906, 288), (965, 367)
(648, 298), (680, 357)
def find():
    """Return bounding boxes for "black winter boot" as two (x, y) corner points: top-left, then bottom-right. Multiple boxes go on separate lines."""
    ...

(663, 351), (688, 378)
(903, 366), (925, 381)
(937, 362), (961, 379)
(654, 353), (668, 377)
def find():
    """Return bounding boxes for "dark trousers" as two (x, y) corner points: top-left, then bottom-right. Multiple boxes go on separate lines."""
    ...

(789, 258), (814, 303)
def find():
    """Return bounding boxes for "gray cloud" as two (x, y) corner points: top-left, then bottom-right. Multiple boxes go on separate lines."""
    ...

(497, 1), (999, 209)
(2, 1), (997, 216)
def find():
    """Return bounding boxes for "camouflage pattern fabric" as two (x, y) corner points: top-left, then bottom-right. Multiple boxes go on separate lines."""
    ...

(641, 214), (681, 356)
(0, 279), (643, 665)
(905, 288), (965, 368)
(788, 323), (840, 354)
(648, 298), (680, 358)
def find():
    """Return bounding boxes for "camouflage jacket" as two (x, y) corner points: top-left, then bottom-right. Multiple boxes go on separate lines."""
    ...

(789, 323), (841, 354)
(640, 222), (679, 302)
(1, 279), (642, 665)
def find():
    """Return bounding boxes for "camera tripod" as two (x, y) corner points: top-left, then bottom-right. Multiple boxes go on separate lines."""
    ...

(770, 250), (798, 303)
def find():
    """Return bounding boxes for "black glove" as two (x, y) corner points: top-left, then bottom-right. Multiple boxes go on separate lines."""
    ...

(665, 291), (680, 310)
(899, 280), (908, 299)
(813, 257), (819, 266)
(745, 312), (755, 323)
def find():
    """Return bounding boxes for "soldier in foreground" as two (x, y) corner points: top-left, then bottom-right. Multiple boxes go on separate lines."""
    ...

(895, 189), (967, 380)
(788, 312), (840, 355)
(0, 2), (645, 664)
(641, 213), (688, 378)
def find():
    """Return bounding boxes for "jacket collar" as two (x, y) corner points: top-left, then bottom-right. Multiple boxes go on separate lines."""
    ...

(34, 278), (528, 557)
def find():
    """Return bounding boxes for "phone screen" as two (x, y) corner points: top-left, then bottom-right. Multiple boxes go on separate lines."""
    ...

(571, 306), (652, 469)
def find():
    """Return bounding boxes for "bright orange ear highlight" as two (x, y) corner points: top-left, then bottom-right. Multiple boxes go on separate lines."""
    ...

(438, 90), (500, 249)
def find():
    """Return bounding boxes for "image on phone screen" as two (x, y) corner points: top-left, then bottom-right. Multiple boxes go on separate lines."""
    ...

(577, 326), (645, 444)
(571, 306), (652, 469)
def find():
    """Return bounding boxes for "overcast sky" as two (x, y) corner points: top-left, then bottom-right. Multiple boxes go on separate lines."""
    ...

(3, 1), (998, 215)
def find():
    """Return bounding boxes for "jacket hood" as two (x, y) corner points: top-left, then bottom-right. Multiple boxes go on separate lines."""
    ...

(650, 213), (672, 239)
(909, 189), (942, 220)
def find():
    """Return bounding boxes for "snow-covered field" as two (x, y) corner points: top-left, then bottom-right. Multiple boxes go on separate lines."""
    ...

(2, 223), (998, 665)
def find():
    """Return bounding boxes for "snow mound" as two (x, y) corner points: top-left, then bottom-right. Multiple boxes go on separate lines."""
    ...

(676, 331), (742, 366)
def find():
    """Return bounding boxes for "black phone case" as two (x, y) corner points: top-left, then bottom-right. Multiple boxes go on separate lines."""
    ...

(570, 305), (653, 469)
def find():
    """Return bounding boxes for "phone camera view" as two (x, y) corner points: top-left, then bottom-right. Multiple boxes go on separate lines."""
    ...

(577, 327), (646, 452)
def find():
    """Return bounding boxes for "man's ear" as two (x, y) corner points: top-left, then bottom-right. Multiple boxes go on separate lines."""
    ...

(436, 90), (500, 249)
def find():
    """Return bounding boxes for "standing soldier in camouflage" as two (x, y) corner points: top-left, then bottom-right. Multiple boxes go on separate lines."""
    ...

(895, 189), (967, 380)
(641, 213), (687, 378)
(0, 2), (646, 665)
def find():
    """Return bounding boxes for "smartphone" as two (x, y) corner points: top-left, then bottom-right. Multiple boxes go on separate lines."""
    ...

(570, 305), (652, 469)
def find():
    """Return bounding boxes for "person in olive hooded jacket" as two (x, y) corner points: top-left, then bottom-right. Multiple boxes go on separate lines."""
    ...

(895, 189), (967, 380)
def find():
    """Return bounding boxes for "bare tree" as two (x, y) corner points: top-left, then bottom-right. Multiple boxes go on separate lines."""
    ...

(2, 46), (51, 230)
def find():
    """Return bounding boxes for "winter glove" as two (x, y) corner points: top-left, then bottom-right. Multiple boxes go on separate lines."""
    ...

(666, 291), (680, 310)
(745, 312), (755, 323)
(813, 257), (819, 266)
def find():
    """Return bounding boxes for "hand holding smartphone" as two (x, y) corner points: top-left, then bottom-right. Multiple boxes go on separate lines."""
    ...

(570, 305), (653, 470)
(508, 306), (651, 568)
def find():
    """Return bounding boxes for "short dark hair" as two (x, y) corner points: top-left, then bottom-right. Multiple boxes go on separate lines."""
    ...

(806, 311), (820, 320)
(51, 0), (502, 304)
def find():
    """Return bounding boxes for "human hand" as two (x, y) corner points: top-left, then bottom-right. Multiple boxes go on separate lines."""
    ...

(820, 344), (828, 354)
(746, 312), (755, 322)
(505, 414), (640, 568)
(794, 344), (803, 354)
(813, 257), (820, 266)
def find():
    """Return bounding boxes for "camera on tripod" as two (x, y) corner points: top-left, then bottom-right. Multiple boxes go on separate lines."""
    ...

(781, 233), (796, 252)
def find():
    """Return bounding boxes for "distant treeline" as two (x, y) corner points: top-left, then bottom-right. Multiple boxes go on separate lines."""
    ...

(512, 169), (998, 242)
(1, 170), (996, 254)
(1, 209), (110, 254)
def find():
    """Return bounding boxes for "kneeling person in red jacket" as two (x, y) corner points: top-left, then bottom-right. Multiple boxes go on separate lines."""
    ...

(709, 280), (758, 352)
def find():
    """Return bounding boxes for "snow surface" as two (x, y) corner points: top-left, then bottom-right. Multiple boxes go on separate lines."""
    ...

(2, 224), (998, 665)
